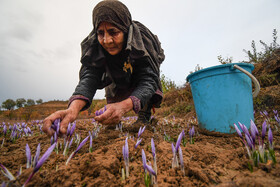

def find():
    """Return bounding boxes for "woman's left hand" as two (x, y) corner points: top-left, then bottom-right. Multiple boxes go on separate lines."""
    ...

(94, 98), (133, 125)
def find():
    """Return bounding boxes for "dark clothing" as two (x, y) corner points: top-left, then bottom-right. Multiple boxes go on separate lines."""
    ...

(69, 0), (164, 113)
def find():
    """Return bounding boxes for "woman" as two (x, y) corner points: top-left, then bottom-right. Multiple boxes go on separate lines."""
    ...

(43, 0), (165, 136)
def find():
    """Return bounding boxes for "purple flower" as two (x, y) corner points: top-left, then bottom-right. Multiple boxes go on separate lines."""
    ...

(33, 143), (41, 168)
(250, 119), (259, 136)
(234, 123), (243, 138)
(275, 115), (280, 124)
(138, 126), (146, 138)
(0, 164), (16, 181)
(95, 105), (107, 116)
(178, 146), (184, 174)
(175, 131), (183, 152)
(53, 132), (57, 143)
(245, 134), (253, 150)
(33, 143), (56, 172)
(56, 121), (60, 136)
(24, 143), (56, 186)
(146, 164), (156, 176)
(134, 138), (142, 149)
(26, 144), (31, 169)
(27, 127), (32, 134)
(124, 138), (129, 161)
(268, 127), (273, 149)
(242, 123), (250, 137)
(3, 125), (7, 136)
(273, 110), (278, 115)
(263, 110), (268, 117)
(151, 138), (156, 158)
(66, 123), (71, 136)
(261, 120), (267, 141)
(76, 136), (89, 153)
(171, 143), (175, 155)
(141, 149), (147, 169)
(68, 137), (73, 149)
(238, 122), (244, 132)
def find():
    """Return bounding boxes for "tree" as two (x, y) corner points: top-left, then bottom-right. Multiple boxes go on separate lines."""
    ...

(2, 99), (16, 110)
(16, 98), (26, 108)
(26, 99), (35, 106)
(36, 99), (43, 105)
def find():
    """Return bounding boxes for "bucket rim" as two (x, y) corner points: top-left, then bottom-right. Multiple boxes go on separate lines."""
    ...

(186, 63), (254, 82)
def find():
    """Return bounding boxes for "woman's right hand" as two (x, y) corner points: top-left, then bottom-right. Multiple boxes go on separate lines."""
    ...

(42, 108), (79, 137)
(42, 99), (86, 137)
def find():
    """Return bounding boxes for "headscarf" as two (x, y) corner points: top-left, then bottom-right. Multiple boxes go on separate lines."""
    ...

(80, 0), (165, 76)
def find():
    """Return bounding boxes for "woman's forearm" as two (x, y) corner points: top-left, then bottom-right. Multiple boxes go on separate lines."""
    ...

(68, 99), (87, 114)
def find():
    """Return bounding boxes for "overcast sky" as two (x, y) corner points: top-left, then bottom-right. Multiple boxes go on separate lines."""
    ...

(0, 0), (279, 105)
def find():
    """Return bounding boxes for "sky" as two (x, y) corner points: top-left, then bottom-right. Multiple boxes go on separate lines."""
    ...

(0, 0), (279, 105)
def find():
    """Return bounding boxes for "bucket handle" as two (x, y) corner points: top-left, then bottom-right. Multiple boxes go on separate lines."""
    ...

(233, 64), (260, 98)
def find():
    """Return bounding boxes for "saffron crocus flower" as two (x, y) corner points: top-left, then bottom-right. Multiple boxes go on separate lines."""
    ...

(69, 122), (76, 139)
(66, 136), (89, 165)
(245, 134), (253, 150)
(175, 131), (183, 152)
(145, 164), (156, 176)
(23, 143), (56, 187)
(151, 138), (156, 159)
(138, 126), (146, 138)
(122, 137), (129, 177)
(26, 144), (32, 169)
(267, 127), (276, 164)
(178, 146), (185, 176)
(3, 125), (7, 136)
(141, 149), (147, 169)
(66, 123), (71, 136)
(134, 138), (142, 149)
(268, 127), (273, 149)
(95, 105), (107, 116)
(151, 138), (157, 174)
(68, 137), (74, 150)
(234, 123), (243, 139)
(189, 126), (195, 144)
(0, 164), (16, 181)
(171, 143), (178, 168)
(51, 119), (60, 136)
(241, 123), (250, 137)
(32, 143), (41, 168)
(141, 149), (157, 185)
(261, 120), (267, 145)
(63, 122), (77, 156)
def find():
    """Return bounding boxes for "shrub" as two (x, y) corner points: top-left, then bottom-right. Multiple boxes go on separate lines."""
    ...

(243, 29), (279, 64)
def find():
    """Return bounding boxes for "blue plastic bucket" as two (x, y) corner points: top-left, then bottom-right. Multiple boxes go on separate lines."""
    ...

(186, 63), (258, 133)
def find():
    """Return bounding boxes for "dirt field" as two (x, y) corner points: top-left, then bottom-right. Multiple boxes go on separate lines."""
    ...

(1, 112), (280, 186)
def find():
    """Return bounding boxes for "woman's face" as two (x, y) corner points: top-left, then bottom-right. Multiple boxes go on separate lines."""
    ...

(97, 22), (124, 55)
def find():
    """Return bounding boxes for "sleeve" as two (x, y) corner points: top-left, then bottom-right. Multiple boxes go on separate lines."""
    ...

(129, 58), (159, 113)
(68, 65), (104, 111)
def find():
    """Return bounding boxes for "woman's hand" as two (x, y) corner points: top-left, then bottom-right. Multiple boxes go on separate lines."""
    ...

(95, 98), (133, 125)
(42, 99), (86, 136)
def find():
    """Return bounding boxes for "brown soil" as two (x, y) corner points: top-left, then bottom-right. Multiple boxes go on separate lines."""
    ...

(1, 114), (280, 187)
